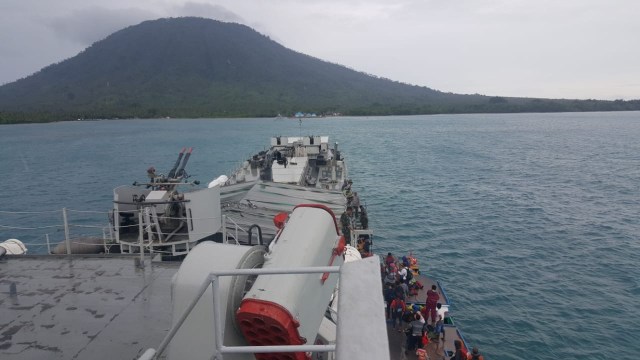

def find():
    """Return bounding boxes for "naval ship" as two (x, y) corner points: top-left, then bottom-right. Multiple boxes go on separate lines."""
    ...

(0, 136), (473, 359)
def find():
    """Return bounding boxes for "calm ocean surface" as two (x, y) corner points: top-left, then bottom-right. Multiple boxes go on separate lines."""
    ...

(1, 112), (639, 359)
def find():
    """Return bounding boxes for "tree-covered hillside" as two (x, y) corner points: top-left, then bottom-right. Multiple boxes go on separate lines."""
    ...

(0, 17), (638, 124)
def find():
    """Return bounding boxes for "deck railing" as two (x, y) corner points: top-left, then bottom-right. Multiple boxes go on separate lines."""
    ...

(0, 207), (113, 254)
(0, 207), (223, 256)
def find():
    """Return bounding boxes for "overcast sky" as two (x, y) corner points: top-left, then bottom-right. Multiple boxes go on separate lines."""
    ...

(1, 0), (638, 100)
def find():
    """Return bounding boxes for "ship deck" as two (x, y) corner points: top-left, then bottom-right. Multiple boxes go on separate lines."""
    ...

(1, 256), (464, 360)
(0, 255), (178, 360)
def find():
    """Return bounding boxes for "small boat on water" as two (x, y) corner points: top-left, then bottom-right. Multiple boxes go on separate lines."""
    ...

(0, 135), (476, 359)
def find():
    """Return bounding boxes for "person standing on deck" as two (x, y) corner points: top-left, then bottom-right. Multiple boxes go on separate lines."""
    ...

(345, 189), (354, 207)
(394, 280), (408, 300)
(384, 284), (395, 319)
(390, 296), (406, 331)
(397, 263), (408, 283)
(146, 167), (157, 189)
(436, 303), (447, 323)
(384, 270), (397, 287)
(424, 285), (440, 324)
(359, 206), (368, 229)
(469, 347), (485, 360)
(341, 178), (351, 191)
(406, 312), (425, 352)
(434, 314), (445, 345)
(451, 340), (468, 360)
(351, 192), (360, 217)
(340, 207), (353, 243)
(385, 252), (396, 268)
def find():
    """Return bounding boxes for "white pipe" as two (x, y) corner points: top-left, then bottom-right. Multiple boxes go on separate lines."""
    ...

(212, 276), (223, 360)
(137, 348), (156, 360)
(138, 211), (144, 266)
(210, 266), (339, 276)
(222, 215), (226, 244)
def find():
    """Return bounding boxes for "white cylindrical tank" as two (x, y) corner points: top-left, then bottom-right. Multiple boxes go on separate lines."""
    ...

(236, 205), (345, 359)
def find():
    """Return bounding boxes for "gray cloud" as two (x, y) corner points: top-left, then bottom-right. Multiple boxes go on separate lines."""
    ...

(174, 2), (245, 23)
(48, 7), (158, 45)
(46, 2), (247, 47)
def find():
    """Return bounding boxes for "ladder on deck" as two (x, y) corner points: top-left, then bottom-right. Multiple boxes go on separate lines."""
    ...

(142, 206), (164, 243)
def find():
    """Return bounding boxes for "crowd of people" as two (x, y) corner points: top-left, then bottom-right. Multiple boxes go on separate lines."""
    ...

(382, 252), (484, 360)
(382, 253), (435, 353)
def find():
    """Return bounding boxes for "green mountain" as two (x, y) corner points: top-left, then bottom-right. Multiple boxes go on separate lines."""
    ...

(0, 17), (638, 123)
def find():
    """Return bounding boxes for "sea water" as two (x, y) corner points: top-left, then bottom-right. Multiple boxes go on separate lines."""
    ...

(1, 112), (639, 359)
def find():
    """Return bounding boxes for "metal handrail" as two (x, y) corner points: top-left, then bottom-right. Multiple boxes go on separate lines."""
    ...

(222, 216), (245, 245)
(145, 265), (341, 360)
